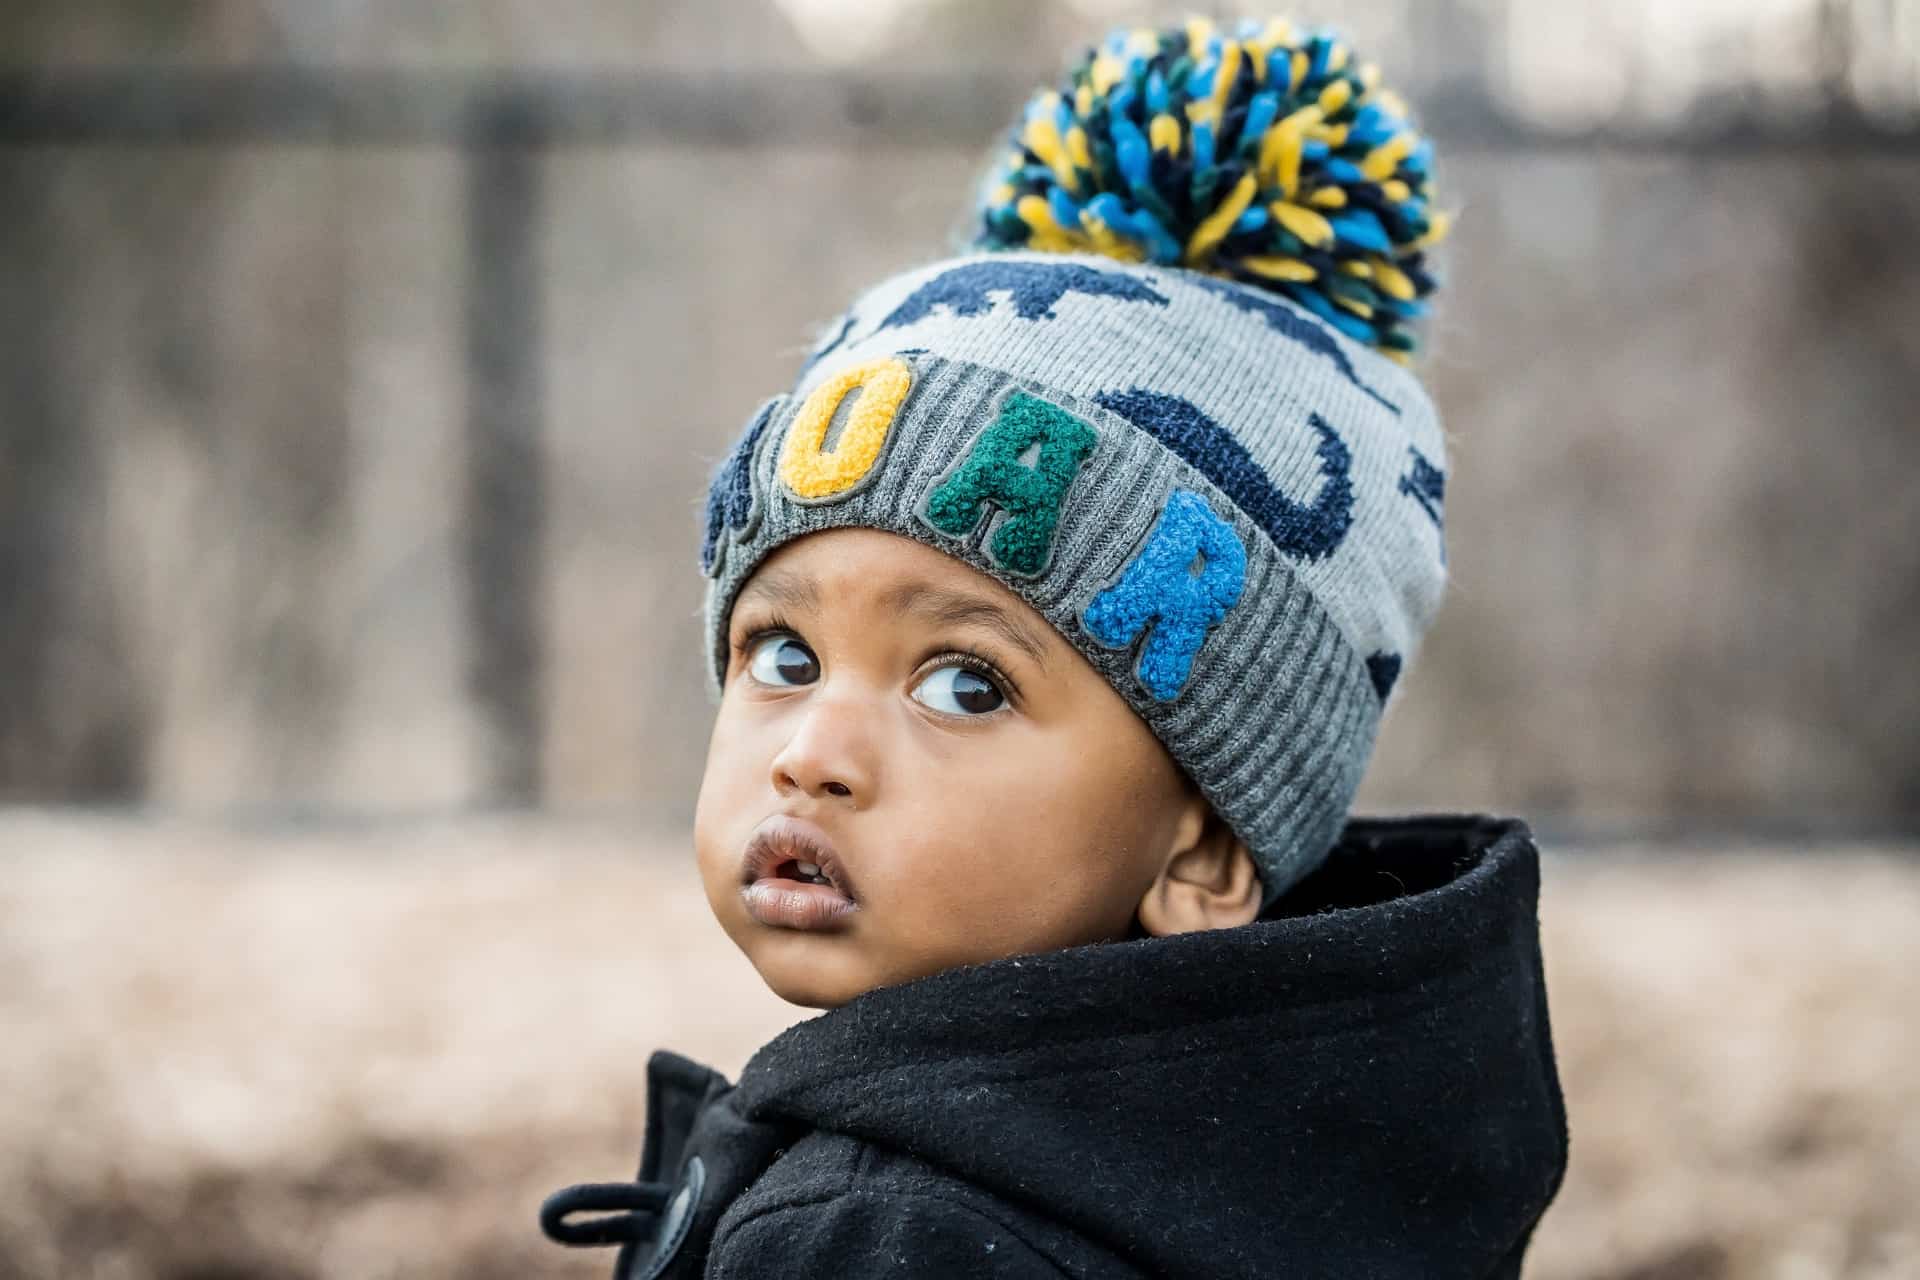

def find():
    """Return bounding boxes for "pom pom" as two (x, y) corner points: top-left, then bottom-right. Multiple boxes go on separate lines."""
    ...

(969, 14), (1452, 365)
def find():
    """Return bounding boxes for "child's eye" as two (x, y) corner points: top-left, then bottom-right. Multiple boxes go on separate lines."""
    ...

(746, 634), (820, 686)
(910, 664), (1007, 716)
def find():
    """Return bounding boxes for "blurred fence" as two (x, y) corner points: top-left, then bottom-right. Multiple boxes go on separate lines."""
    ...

(2, 0), (1918, 832)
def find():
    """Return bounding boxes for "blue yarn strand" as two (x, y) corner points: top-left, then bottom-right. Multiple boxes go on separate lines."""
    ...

(1328, 210), (1393, 253)
(1112, 114), (1151, 186)
(1146, 68), (1169, 114)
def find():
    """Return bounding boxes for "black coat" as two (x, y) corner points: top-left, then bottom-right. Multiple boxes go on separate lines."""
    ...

(540, 814), (1568, 1279)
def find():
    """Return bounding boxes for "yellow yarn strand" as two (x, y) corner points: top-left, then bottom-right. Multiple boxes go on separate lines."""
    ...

(1065, 124), (1093, 173)
(1268, 200), (1336, 249)
(1184, 171), (1258, 263)
(1404, 207), (1454, 253)
(1023, 110), (1079, 194)
(1244, 35), (1272, 80)
(1209, 40), (1241, 119)
(1361, 132), (1416, 182)
(1149, 113), (1182, 154)
(1371, 257), (1417, 301)
(1260, 104), (1323, 199)
(1239, 254), (1318, 282)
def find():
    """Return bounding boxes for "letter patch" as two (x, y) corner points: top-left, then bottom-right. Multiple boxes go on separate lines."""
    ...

(1082, 490), (1248, 701)
(921, 389), (1098, 577)
(700, 395), (780, 576)
(777, 355), (913, 502)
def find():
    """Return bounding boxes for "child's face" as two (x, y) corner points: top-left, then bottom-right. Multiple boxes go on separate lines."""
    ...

(694, 526), (1220, 1009)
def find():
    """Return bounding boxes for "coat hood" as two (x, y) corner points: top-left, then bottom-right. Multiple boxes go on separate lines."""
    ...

(544, 814), (1569, 1278)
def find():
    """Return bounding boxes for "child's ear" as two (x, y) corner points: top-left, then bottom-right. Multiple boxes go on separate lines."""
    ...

(1134, 795), (1262, 936)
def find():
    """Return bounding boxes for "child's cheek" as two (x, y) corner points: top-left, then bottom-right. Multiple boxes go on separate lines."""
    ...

(877, 761), (1121, 952)
(691, 703), (766, 877)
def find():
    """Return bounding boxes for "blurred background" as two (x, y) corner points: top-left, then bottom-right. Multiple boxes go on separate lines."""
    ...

(1, 1), (1915, 1276)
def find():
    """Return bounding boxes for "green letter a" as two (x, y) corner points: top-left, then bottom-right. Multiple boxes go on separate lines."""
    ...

(923, 391), (1098, 576)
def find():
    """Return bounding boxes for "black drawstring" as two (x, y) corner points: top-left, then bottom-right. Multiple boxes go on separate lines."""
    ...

(540, 1180), (671, 1248)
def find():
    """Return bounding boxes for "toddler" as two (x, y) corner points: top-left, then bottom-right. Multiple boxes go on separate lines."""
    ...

(543, 15), (1568, 1277)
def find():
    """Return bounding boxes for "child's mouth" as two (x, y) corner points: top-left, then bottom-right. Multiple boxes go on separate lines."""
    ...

(738, 816), (861, 931)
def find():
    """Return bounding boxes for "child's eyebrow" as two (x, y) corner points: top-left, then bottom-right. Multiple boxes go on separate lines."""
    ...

(878, 582), (1053, 673)
(737, 567), (1053, 672)
(735, 566), (820, 616)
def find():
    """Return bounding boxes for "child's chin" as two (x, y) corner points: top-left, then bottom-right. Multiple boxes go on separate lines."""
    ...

(748, 939), (876, 1010)
(759, 965), (864, 1011)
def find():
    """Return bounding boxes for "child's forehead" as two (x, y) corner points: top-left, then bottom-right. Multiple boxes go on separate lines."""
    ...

(745, 526), (982, 593)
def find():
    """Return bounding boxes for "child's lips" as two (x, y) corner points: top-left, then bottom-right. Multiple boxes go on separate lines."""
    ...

(738, 815), (860, 931)
(740, 877), (858, 931)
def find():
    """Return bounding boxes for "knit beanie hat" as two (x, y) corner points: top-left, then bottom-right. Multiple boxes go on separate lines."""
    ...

(698, 15), (1453, 910)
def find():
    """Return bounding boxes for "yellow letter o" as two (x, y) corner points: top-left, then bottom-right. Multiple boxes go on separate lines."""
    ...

(777, 356), (913, 500)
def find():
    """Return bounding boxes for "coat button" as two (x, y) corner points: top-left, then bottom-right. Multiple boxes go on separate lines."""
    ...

(630, 1154), (705, 1280)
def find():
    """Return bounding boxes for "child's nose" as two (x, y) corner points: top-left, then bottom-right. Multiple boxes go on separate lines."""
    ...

(768, 695), (874, 804)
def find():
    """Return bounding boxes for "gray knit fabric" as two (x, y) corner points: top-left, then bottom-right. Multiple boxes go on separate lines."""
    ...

(699, 249), (1448, 908)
